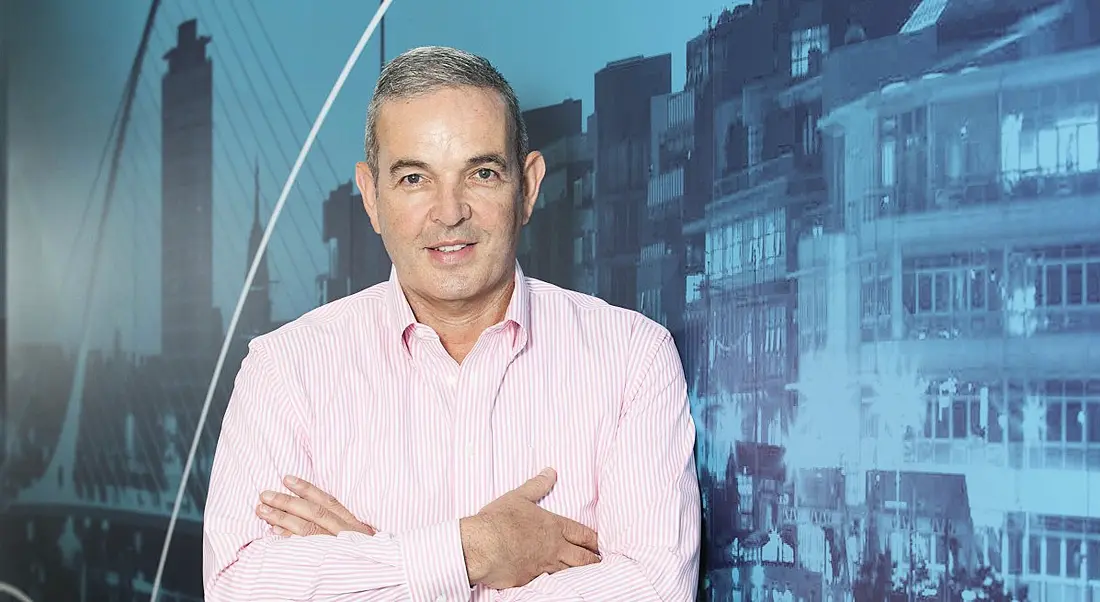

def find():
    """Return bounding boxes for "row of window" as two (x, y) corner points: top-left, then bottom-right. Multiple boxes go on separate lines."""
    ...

(1007, 532), (1100, 580)
(868, 79), (1100, 219)
(704, 208), (788, 278)
(858, 244), (1100, 341)
(915, 379), (1100, 445)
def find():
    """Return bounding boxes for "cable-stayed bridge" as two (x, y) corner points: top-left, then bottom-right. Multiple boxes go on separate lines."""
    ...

(1, 1), (384, 599)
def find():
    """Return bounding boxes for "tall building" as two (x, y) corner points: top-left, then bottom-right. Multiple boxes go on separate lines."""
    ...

(161, 19), (218, 361)
(642, 90), (694, 342)
(240, 162), (272, 339)
(319, 182), (390, 305)
(593, 54), (672, 310)
(524, 98), (583, 152)
(518, 100), (592, 288)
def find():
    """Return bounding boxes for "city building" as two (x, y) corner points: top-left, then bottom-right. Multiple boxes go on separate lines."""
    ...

(524, 97), (583, 152)
(807, 0), (1100, 598)
(682, 1), (933, 599)
(641, 89), (693, 337)
(518, 99), (592, 289)
(573, 113), (599, 296)
(160, 19), (221, 362)
(593, 54), (672, 310)
(239, 163), (273, 340)
(318, 181), (390, 305)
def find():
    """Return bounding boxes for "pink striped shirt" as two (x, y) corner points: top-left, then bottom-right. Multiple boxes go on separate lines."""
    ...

(202, 263), (701, 601)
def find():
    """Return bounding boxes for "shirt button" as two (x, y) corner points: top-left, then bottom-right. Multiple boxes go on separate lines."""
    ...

(466, 442), (475, 457)
(446, 374), (457, 387)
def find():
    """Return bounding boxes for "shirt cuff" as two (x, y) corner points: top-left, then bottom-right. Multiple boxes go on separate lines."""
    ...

(397, 519), (473, 602)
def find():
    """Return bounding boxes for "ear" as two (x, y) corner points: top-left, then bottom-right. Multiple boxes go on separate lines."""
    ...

(355, 161), (382, 234)
(519, 151), (547, 226)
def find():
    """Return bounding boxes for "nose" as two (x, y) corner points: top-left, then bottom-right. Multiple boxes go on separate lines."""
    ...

(432, 184), (470, 227)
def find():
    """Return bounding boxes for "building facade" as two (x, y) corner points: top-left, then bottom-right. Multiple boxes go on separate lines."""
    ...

(160, 20), (220, 362)
(814, 24), (1100, 602)
(593, 54), (672, 310)
(318, 181), (390, 305)
(518, 100), (591, 289)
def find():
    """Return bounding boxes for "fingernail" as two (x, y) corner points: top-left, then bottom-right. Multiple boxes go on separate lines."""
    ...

(273, 526), (286, 536)
(257, 504), (270, 515)
(284, 475), (299, 485)
(540, 468), (553, 477)
(261, 491), (274, 502)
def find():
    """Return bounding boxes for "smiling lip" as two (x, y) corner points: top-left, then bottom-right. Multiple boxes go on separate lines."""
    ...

(428, 241), (475, 252)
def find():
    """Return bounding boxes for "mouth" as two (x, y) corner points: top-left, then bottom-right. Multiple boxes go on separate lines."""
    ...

(428, 242), (475, 253)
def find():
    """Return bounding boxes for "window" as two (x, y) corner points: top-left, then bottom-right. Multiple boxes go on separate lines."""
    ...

(1002, 102), (1099, 178)
(901, 250), (1003, 340)
(931, 96), (999, 192)
(705, 208), (787, 280)
(923, 379), (991, 441)
(801, 111), (820, 156)
(869, 109), (928, 219)
(860, 260), (891, 341)
(713, 302), (789, 388)
(1008, 243), (1100, 335)
(790, 26), (829, 78)
(798, 271), (828, 353)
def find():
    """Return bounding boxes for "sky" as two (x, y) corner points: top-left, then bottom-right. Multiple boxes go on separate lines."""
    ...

(7, 0), (746, 355)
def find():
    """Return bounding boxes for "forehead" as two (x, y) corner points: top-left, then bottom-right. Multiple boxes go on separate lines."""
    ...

(374, 86), (511, 159)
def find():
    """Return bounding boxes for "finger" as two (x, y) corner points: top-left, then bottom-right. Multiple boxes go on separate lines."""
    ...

(260, 490), (344, 535)
(256, 503), (331, 537)
(560, 544), (601, 568)
(283, 476), (359, 524)
(559, 518), (599, 553)
(512, 468), (557, 502)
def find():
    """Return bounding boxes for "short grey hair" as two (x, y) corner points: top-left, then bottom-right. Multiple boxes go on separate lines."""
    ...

(364, 46), (529, 180)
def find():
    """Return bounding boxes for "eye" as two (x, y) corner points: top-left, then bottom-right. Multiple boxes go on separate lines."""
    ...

(474, 168), (497, 181)
(401, 173), (423, 186)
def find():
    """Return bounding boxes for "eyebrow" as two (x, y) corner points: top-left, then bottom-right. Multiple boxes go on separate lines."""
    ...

(387, 159), (431, 178)
(466, 153), (509, 172)
(386, 153), (510, 179)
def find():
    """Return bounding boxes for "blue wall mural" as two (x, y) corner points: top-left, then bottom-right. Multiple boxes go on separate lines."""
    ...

(3, 0), (1100, 600)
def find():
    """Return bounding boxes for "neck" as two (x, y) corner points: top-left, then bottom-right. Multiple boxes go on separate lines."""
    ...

(404, 271), (516, 363)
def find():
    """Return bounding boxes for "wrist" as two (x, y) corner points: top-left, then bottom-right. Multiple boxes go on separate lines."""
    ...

(459, 515), (492, 585)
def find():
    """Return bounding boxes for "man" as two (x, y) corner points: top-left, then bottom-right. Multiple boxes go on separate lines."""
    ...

(202, 45), (700, 601)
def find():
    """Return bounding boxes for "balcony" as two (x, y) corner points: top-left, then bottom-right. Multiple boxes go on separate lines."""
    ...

(860, 169), (1100, 222)
(713, 152), (795, 201)
(853, 171), (1100, 253)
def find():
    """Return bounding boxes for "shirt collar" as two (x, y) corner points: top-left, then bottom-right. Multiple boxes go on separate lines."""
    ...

(386, 261), (532, 354)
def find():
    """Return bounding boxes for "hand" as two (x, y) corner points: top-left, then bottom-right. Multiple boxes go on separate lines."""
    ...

(460, 468), (601, 589)
(256, 475), (377, 537)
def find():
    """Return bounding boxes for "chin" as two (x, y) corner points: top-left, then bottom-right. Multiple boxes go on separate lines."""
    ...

(431, 280), (478, 301)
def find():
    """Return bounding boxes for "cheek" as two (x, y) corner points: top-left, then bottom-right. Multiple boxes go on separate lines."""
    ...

(379, 209), (426, 243)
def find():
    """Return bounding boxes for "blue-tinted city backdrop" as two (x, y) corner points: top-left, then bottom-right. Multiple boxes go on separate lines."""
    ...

(3, 0), (1100, 600)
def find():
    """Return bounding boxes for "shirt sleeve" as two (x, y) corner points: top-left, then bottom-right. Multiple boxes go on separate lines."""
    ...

(496, 325), (702, 602)
(202, 339), (473, 602)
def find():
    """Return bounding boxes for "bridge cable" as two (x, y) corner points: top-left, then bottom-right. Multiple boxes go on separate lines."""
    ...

(148, 1), (396, 598)
(188, 0), (326, 283)
(0, 582), (35, 602)
(235, 0), (342, 184)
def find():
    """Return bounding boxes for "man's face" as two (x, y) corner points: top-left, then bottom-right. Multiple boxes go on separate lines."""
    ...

(356, 86), (544, 306)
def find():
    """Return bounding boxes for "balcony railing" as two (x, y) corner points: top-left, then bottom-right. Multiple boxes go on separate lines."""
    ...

(713, 152), (795, 201)
(898, 305), (1100, 341)
(861, 168), (1100, 221)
